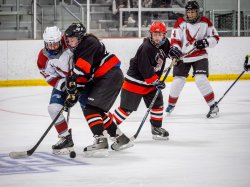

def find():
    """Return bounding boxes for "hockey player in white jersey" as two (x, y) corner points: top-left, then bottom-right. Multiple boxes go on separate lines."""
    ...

(37, 26), (90, 155)
(165, 0), (220, 118)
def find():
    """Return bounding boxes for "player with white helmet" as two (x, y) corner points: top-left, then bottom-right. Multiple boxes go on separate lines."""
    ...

(165, 0), (220, 118)
(37, 26), (90, 156)
(43, 26), (63, 56)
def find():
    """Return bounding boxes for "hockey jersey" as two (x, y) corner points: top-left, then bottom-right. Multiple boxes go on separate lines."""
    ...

(123, 38), (170, 95)
(72, 34), (121, 85)
(37, 40), (73, 91)
(171, 16), (220, 63)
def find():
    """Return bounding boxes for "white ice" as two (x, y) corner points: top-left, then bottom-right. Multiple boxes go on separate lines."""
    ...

(0, 81), (250, 187)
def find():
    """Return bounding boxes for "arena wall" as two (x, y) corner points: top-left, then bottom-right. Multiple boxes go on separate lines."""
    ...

(0, 37), (250, 86)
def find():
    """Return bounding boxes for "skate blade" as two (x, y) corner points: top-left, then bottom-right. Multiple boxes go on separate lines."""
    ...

(165, 112), (172, 116)
(53, 147), (75, 155)
(84, 149), (109, 158)
(152, 135), (169, 140)
(112, 142), (134, 151)
(207, 112), (219, 118)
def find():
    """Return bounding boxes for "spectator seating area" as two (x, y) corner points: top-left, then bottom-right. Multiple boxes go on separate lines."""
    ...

(1, 0), (249, 39)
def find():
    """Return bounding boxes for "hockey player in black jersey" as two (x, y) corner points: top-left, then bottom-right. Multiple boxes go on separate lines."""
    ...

(64, 23), (132, 157)
(112, 21), (176, 140)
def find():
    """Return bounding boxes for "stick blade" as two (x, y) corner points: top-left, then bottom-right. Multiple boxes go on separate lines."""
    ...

(9, 151), (29, 159)
(129, 136), (136, 142)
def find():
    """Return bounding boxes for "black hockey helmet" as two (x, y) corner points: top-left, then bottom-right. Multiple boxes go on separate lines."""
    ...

(185, 1), (200, 24)
(185, 1), (199, 10)
(65, 22), (86, 40)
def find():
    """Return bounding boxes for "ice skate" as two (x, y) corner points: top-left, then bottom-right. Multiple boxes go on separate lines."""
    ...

(111, 133), (134, 151)
(151, 126), (169, 140)
(207, 103), (219, 118)
(52, 129), (75, 155)
(165, 105), (175, 115)
(83, 135), (109, 157)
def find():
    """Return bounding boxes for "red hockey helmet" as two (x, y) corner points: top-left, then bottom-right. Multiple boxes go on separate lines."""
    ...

(149, 21), (167, 33)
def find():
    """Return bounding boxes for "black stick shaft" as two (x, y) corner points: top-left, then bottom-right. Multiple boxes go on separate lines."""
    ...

(27, 108), (64, 156)
(217, 71), (245, 105)
(207, 71), (245, 118)
(133, 59), (176, 139)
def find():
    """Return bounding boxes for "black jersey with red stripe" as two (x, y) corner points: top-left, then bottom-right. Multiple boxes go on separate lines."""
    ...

(123, 38), (170, 94)
(73, 34), (121, 83)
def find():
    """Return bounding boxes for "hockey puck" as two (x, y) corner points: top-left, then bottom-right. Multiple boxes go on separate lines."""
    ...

(70, 151), (76, 158)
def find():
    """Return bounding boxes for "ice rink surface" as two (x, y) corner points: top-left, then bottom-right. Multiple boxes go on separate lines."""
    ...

(0, 81), (250, 187)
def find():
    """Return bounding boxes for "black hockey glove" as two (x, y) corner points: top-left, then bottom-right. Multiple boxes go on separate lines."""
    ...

(64, 94), (78, 111)
(194, 39), (209, 50)
(66, 74), (77, 95)
(152, 80), (166, 90)
(169, 46), (182, 61)
(244, 55), (250, 71)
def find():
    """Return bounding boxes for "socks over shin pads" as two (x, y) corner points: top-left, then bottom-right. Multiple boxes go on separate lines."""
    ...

(195, 74), (215, 106)
(48, 103), (68, 137)
(113, 107), (131, 125)
(168, 76), (186, 106)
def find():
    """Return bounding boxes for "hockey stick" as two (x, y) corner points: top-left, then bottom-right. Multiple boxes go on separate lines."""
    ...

(130, 47), (196, 141)
(66, 108), (70, 124)
(130, 58), (177, 141)
(206, 70), (245, 118)
(65, 108), (76, 158)
(9, 108), (64, 159)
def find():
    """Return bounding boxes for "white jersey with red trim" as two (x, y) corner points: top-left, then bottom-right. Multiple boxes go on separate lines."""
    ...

(171, 16), (220, 63)
(37, 48), (73, 91)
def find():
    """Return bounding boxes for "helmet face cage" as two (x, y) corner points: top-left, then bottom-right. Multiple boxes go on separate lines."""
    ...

(185, 1), (200, 24)
(65, 23), (86, 49)
(43, 26), (62, 56)
(44, 41), (62, 56)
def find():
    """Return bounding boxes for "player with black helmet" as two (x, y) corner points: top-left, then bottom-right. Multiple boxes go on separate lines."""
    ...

(185, 0), (200, 23)
(64, 23), (132, 157)
(111, 21), (173, 140)
(165, 0), (220, 118)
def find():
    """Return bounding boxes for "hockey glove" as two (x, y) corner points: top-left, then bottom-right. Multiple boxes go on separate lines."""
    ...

(169, 46), (182, 61)
(151, 80), (166, 90)
(194, 39), (209, 50)
(244, 55), (250, 71)
(66, 74), (77, 95)
(64, 94), (78, 111)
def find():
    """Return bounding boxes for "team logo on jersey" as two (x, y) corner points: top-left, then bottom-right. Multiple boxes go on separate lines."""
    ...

(154, 49), (166, 72)
(185, 26), (200, 47)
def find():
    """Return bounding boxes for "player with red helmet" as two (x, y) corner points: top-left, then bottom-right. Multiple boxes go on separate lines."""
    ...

(111, 21), (174, 140)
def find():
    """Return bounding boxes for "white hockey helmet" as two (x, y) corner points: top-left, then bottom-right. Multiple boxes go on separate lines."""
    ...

(43, 26), (62, 43)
